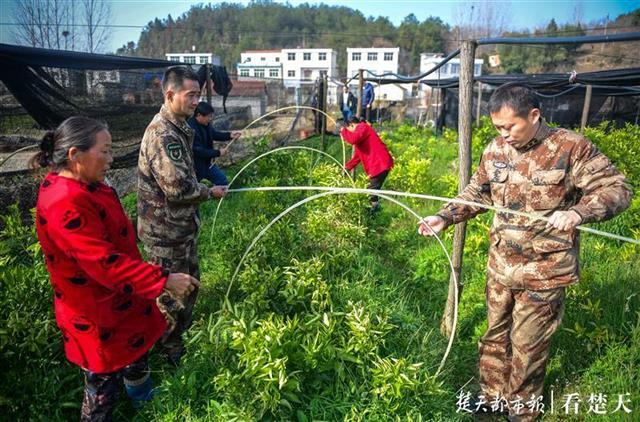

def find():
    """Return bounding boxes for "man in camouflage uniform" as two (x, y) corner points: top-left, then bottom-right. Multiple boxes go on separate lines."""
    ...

(137, 66), (226, 365)
(419, 83), (632, 421)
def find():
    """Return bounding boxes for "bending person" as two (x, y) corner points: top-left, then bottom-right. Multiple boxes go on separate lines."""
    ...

(32, 116), (198, 420)
(187, 101), (241, 186)
(340, 116), (394, 212)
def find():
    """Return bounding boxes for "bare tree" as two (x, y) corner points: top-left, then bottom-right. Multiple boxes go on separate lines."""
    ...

(10, 0), (107, 52)
(11, 0), (72, 49)
(451, 1), (512, 41)
(81, 0), (112, 53)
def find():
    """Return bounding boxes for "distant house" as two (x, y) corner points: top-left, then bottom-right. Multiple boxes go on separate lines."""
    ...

(237, 50), (282, 81)
(346, 47), (410, 102)
(209, 79), (266, 120)
(165, 52), (221, 65)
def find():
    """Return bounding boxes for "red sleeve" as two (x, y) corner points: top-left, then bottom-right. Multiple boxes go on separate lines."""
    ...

(47, 194), (167, 300)
(345, 149), (361, 170)
(340, 124), (367, 145)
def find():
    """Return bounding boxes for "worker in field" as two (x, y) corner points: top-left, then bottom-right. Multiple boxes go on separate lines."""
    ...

(339, 85), (357, 122)
(187, 101), (241, 186)
(137, 66), (227, 366)
(418, 83), (632, 421)
(340, 116), (394, 213)
(32, 116), (199, 419)
(361, 81), (375, 121)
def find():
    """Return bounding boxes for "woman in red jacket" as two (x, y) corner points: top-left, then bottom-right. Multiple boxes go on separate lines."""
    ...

(32, 116), (198, 420)
(340, 116), (394, 212)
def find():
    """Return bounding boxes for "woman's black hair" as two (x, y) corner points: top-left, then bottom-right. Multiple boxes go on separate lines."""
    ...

(30, 116), (108, 170)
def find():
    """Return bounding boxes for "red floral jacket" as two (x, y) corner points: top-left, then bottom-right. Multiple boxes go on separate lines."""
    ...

(35, 173), (167, 373)
(341, 123), (394, 178)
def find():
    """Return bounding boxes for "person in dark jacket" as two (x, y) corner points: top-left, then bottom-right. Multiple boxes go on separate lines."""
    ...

(340, 85), (357, 122)
(361, 82), (375, 121)
(32, 116), (198, 420)
(340, 116), (394, 212)
(187, 102), (241, 186)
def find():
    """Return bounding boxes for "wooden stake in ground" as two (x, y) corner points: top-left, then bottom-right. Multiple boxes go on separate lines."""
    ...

(580, 84), (593, 133)
(356, 69), (364, 119)
(441, 39), (476, 338)
(205, 63), (212, 104)
(476, 81), (483, 126)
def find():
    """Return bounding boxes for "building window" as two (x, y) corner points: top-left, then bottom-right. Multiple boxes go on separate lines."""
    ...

(288, 70), (295, 77)
(261, 57), (266, 61)
(352, 52), (361, 61)
(240, 69), (249, 77)
(288, 52), (295, 60)
(384, 52), (393, 61)
(246, 57), (251, 62)
(450, 63), (460, 75)
(269, 68), (279, 78)
(199, 56), (209, 64)
(276, 57), (280, 62)
(303, 52), (311, 61)
(169, 56), (179, 62)
(254, 69), (265, 78)
(367, 52), (377, 61)
(318, 52), (327, 61)
(183, 56), (196, 64)
(303, 69), (312, 79)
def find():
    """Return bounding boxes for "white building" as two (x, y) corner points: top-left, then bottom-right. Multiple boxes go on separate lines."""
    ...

(165, 52), (221, 65)
(346, 47), (409, 101)
(419, 53), (484, 81)
(237, 49), (282, 80)
(280, 48), (337, 86)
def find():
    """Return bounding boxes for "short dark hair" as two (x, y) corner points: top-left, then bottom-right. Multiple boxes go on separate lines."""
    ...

(30, 116), (108, 170)
(162, 66), (200, 94)
(488, 83), (540, 118)
(194, 101), (214, 117)
(346, 116), (363, 125)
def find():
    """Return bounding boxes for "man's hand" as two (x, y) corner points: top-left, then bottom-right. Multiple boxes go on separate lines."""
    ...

(418, 215), (446, 237)
(231, 131), (242, 140)
(209, 185), (227, 199)
(165, 273), (200, 297)
(547, 210), (582, 231)
(219, 147), (229, 157)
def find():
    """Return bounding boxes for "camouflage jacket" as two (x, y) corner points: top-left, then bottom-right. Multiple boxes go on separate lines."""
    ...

(137, 105), (210, 246)
(437, 121), (632, 289)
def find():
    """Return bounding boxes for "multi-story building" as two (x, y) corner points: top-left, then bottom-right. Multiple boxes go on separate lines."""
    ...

(280, 48), (337, 86)
(165, 52), (221, 65)
(236, 49), (282, 80)
(346, 47), (409, 101)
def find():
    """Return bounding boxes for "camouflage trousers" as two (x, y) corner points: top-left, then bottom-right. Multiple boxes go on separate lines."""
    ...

(145, 238), (200, 359)
(80, 353), (149, 421)
(479, 276), (565, 421)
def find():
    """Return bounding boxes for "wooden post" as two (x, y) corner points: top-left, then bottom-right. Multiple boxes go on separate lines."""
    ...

(356, 69), (364, 118)
(205, 63), (212, 104)
(321, 74), (328, 150)
(441, 39), (476, 338)
(580, 84), (593, 133)
(476, 81), (483, 126)
(436, 88), (447, 135)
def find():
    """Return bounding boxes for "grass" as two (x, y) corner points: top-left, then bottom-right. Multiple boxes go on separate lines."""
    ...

(1, 122), (638, 420)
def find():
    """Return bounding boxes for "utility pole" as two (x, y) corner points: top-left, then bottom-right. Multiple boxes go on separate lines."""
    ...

(441, 39), (476, 337)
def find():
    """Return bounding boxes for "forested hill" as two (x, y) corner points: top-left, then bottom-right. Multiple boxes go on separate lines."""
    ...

(116, 2), (449, 75)
(115, 2), (639, 77)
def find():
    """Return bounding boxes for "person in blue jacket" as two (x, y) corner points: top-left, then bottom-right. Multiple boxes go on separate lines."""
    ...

(361, 82), (375, 121)
(187, 102), (241, 186)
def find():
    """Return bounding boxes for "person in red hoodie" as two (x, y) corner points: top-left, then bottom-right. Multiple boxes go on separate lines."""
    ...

(32, 116), (199, 421)
(340, 116), (394, 212)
